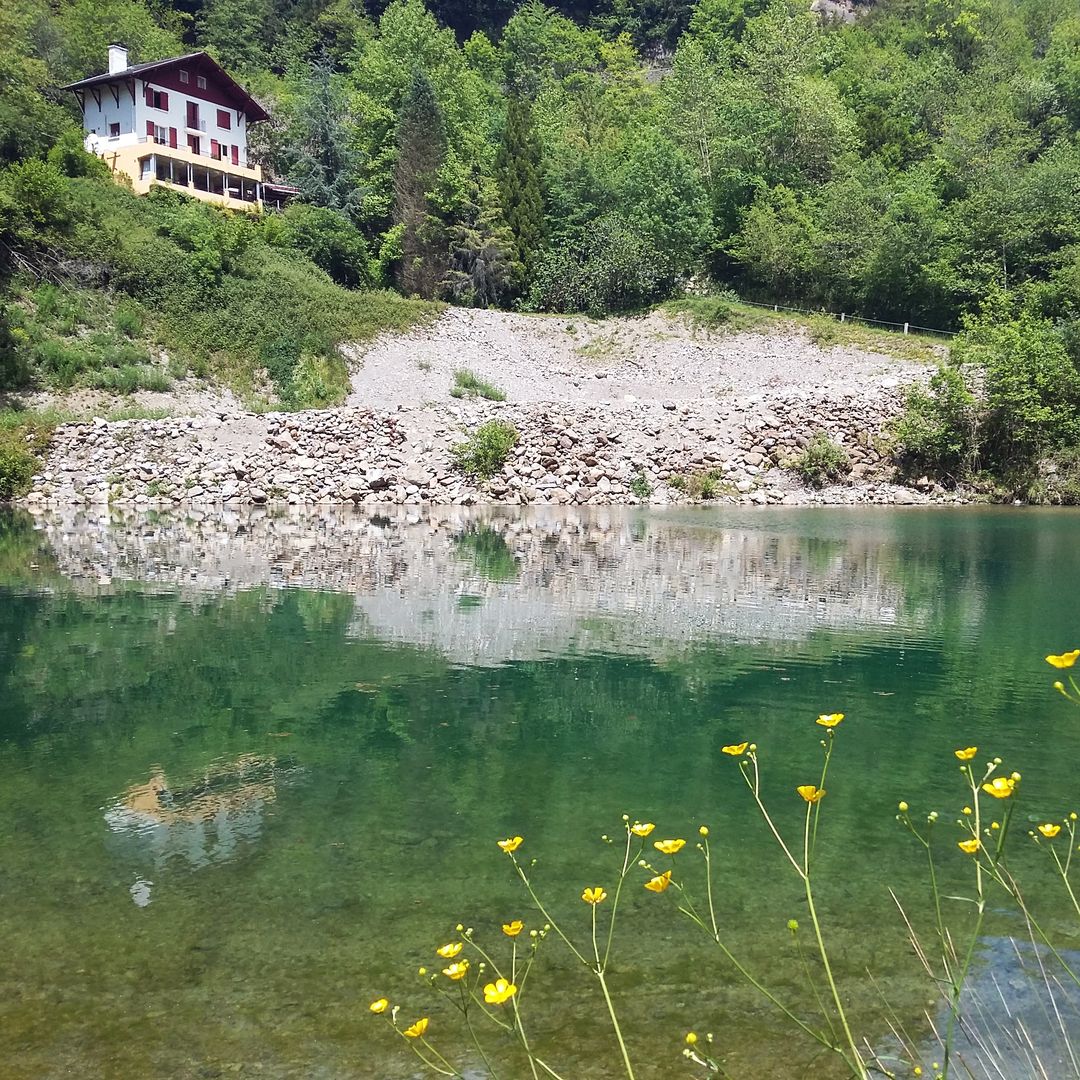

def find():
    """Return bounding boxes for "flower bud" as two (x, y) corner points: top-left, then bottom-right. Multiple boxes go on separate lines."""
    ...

(787, 919), (799, 932)
(685, 1032), (697, 1045)
(898, 801), (909, 812)
(699, 825), (709, 837)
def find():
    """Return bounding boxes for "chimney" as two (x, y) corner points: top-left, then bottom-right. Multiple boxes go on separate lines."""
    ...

(108, 44), (128, 74)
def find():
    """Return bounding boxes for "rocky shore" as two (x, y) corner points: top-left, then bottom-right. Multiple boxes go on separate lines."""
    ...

(22, 381), (966, 509)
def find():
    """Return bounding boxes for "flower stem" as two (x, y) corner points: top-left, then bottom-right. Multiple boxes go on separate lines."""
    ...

(592, 899), (636, 1080)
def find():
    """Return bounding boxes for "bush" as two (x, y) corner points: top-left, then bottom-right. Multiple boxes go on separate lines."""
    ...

(274, 204), (374, 288)
(893, 366), (976, 482)
(288, 351), (350, 409)
(669, 469), (723, 499)
(114, 299), (146, 339)
(451, 420), (518, 479)
(0, 441), (36, 499)
(527, 217), (678, 316)
(792, 432), (851, 487)
(953, 310), (1080, 475)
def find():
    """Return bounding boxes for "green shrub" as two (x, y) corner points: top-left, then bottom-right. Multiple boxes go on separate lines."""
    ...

(83, 365), (171, 394)
(288, 351), (350, 409)
(792, 433), (851, 487)
(114, 299), (146, 339)
(629, 470), (653, 499)
(0, 441), (36, 499)
(953, 310), (1080, 474)
(450, 369), (506, 401)
(669, 469), (723, 499)
(664, 292), (740, 329)
(451, 420), (519, 479)
(527, 217), (677, 316)
(807, 314), (840, 348)
(893, 366), (976, 482)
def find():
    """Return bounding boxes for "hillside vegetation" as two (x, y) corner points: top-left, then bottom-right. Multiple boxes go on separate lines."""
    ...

(3, 0), (1080, 496)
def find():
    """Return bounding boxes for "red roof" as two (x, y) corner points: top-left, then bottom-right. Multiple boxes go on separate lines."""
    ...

(61, 51), (269, 123)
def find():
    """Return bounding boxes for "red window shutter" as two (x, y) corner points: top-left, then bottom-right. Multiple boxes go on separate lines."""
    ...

(217, 109), (231, 130)
(231, 145), (239, 166)
(160, 92), (168, 110)
(210, 139), (219, 159)
(169, 128), (178, 148)
(145, 86), (153, 106)
(146, 120), (155, 137)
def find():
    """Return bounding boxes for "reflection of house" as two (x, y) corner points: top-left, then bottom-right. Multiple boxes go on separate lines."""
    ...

(104, 755), (292, 871)
(62, 46), (298, 212)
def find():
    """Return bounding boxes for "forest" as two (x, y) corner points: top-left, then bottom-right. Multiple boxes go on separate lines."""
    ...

(3, 0), (1080, 492)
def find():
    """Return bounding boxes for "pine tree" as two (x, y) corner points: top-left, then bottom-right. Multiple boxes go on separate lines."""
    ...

(393, 69), (447, 298)
(287, 58), (362, 219)
(495, 97), (546, 285)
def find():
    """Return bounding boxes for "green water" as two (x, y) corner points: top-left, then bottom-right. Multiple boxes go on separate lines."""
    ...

(1, 505), (1079, 1080)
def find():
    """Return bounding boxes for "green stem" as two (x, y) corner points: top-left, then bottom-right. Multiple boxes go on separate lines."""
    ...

(803, 803), (865, 1078)
(592, 900), (636, 1080)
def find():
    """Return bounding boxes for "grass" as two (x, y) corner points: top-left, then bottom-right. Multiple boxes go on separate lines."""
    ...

(0, 407), (59, 499)
(450, 369), (506, 402)
(663, 295), (947, 363)
(669, 468), (729, 499)
(3, 176), (440, 410)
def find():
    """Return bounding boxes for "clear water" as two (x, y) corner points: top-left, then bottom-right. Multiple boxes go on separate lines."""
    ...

(2, 505), (1079, 1079)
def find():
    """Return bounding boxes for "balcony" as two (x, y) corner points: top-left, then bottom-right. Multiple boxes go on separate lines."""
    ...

(135, 134), (256, 173)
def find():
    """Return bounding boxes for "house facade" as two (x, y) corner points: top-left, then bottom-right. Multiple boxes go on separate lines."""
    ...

(63, 47), (294, 212)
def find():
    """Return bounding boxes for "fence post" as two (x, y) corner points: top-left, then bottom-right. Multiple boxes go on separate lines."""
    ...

(840, 312), (845, 323)
(773, 304), (778, 312)
(903, 322), (909, 335)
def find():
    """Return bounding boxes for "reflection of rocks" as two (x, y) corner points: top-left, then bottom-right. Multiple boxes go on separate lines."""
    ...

(104, 755), (298, 875)
(36, 506), (944, 664)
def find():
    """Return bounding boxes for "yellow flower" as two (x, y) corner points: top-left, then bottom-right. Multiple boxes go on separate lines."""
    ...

(436, 942), (463, 959)
(958, 838), (981, 854)
(954, 747), (978, 761)
(404, 1017), (429, 1038)
(483, 978), (517, 1005)
(796, 785), (826, 804)
(631, 822), (655, 837)
(699, 825), (709, 837)
(722, 742), (749, 756)
(816, 713), (844, 728)
(644, 870), (672, 893)
(1039, 823), (1062, 838)
(582, 887), (608, 904)
(502, 920), (524, 937)
(443, 961), (469, 980)
(369, 998), (389, 1014)
(497, 836), (523, 853)
(686, 1032), (698, 1045)
(982, 777), (1016, 799)
(653, 838), (686, 855)
(1046, 650), (1080, 669)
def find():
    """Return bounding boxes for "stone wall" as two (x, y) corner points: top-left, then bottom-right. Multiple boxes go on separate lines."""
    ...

(23, 381), (963, 508)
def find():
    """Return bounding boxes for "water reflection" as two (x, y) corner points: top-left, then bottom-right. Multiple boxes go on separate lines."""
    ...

(25, 504), (944, 663)
(104, 754), (299, 878)
(2, 505), (1080, 1078)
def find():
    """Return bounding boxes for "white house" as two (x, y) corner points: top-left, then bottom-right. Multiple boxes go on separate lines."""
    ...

(63, 46), (296, 212)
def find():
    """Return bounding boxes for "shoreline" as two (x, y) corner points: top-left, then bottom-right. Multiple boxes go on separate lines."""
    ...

(18, 390), (975, 510)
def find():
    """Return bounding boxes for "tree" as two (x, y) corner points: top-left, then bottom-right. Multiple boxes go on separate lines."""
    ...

(393, 69), (447, 297)
(495, 98), (546, 282)
(197, 0), (274, 73)
(284, 59), (363, 218)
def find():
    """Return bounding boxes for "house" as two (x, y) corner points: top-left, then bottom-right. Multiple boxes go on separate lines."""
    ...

(62, 46), (297, 212)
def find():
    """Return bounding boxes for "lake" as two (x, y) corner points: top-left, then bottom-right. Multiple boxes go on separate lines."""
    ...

(1, 505), (1079, 1080)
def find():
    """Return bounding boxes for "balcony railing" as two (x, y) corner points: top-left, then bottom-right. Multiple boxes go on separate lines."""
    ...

(129, 134), (253, 171)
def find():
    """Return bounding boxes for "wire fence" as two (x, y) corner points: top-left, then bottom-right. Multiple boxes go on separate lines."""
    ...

(738, 298), (957, 339)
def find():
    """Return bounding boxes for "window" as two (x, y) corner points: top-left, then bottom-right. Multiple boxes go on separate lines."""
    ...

(186, 101), (200, 129)
(216, 109), (232, 130)
(187, 135), (201, 156)
(145, 87), (169, 110)
(196, 75), (207, 89)
(179, 69), (189, 84)
(145, 122), (167, 145)
(109, 122), (120, 138)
